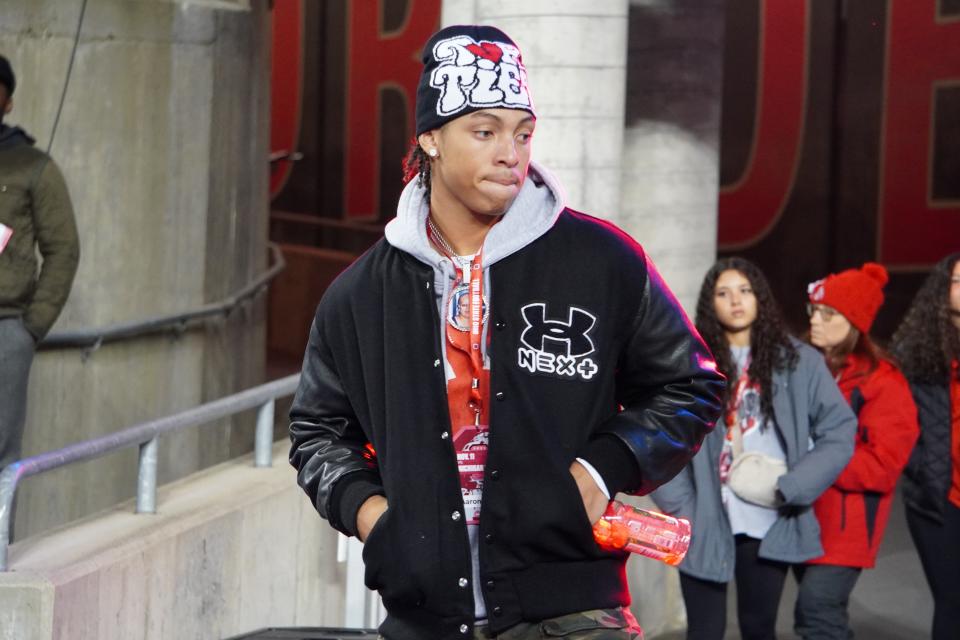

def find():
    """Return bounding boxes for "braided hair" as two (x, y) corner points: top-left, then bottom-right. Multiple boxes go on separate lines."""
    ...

(402, 141), (432, 198)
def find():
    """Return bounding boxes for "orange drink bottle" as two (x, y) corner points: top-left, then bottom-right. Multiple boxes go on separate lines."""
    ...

(592, 500), (691, 566)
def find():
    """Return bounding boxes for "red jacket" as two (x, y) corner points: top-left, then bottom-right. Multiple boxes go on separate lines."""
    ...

(809, 355), (919, 568)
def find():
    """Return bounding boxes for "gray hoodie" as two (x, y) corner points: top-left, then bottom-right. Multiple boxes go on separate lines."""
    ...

(384, 160), (566, 373)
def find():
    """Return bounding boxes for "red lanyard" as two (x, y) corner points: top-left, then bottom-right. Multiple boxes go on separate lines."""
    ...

(428, 223), (487, 425)
(465, 252), (485, 378)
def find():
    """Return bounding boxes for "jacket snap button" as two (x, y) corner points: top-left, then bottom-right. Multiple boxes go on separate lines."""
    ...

(495, 391), (505, 401)
(441, 431), (449, 440)
(493, 606), (503, 617)
(459, 624), (469, 634)
(495, 321), (505, 330)
(486, 579), (495, 590)
(451, 510), (462, 521)
(490, 469), (500, 480)
(458, 577), (469, 588)
(485, 533), (494, 543)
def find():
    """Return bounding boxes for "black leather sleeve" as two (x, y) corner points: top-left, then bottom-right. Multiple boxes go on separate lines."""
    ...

(288, 312), (383, 537)
(580, 254), (725, 496)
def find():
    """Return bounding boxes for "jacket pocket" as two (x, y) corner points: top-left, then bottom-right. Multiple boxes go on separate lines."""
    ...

(560, 466), (603, 545)
(539, 608), (631, 637)
(360, 509), (423, 607)
(0, 246), (37, 303)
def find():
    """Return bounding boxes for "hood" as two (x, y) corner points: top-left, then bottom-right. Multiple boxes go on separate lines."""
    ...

(0, 125), (35, 150)
(384, 160), (566, 269)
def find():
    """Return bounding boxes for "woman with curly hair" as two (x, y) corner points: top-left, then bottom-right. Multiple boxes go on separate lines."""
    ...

(890, 252), (960, 640)
(794, 263), (919, 640)
(653, 257), (856, 640)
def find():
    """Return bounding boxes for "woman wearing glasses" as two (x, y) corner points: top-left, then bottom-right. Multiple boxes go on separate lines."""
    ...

(652, 257), (856, 640)
(889, 252), (960, 640)
(796, 262), (920, 640)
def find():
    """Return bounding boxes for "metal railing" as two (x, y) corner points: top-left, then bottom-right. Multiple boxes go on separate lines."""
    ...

(39, 243), (286, 353)
(0, 373), (301, 571)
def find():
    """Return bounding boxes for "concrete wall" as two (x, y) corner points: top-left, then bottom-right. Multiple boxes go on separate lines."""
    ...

(0, 443), (345, 640)
(0, 0), (270, 539)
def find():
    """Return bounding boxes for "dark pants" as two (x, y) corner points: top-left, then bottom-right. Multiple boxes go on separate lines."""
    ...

(906, 503), (960, 640)
(0, 317), (34, 470)
(0, 317), (34, 539)
(679, 535), (789, 640)
(793, 564), (862, 639)
(431, 607), (643, 640)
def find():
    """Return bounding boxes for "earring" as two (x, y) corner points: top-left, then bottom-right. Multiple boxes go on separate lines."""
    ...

(428, 148), (438, 158)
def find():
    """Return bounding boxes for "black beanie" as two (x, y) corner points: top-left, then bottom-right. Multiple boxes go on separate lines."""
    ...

(0, 55), (14, 96)
(415, 25), (536, 136)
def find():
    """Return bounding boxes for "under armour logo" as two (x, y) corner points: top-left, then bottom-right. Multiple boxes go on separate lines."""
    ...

(520, 303), (596, 358)
(517, 303), (600, 382)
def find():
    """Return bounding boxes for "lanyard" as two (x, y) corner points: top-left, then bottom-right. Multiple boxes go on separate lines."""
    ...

(466, 252), (484, 378)
(428, 222), (486, 426)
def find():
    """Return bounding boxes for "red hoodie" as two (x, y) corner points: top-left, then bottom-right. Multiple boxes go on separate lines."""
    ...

(809, 355), (920, 568)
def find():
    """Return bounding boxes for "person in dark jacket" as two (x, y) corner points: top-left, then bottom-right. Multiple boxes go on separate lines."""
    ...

(797, 263), (919, 640)
(652, 257), (855, 640)
(0, 55), (80, 475)
(288, 25), (724, 640)
(890, 252), (960, 640)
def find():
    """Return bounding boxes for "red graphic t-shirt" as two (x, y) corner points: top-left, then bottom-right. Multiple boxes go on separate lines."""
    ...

(718, 370), (763, 484)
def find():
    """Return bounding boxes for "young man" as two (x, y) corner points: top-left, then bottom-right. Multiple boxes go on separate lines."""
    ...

(0, 55), (80, 476)
(289, 25), (724, 639)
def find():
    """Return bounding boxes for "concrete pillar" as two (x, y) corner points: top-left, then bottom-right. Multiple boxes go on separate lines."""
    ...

(621, 0), (725, 315)
(442, 0), (630, 217)
(0, 0), (270, 539)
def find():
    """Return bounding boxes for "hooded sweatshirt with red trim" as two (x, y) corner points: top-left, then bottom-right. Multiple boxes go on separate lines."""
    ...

(809, 355), (919, 568)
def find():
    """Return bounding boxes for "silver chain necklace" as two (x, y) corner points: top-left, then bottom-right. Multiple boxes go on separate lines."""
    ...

(428, 216), (462, 259)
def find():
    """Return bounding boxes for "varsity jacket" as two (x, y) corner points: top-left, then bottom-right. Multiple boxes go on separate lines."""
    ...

(809, 356), (919, 568)
(289, 163), (724, 639)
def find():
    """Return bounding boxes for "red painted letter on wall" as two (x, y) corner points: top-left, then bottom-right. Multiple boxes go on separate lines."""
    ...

(270, 0), (303, 200)
(879, 1), (960, 268)
(718, 0), (809, 250)
(345, 0), (442, 219)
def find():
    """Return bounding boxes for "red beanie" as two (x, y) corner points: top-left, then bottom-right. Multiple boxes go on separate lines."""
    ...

(807, 262), (889, 334)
